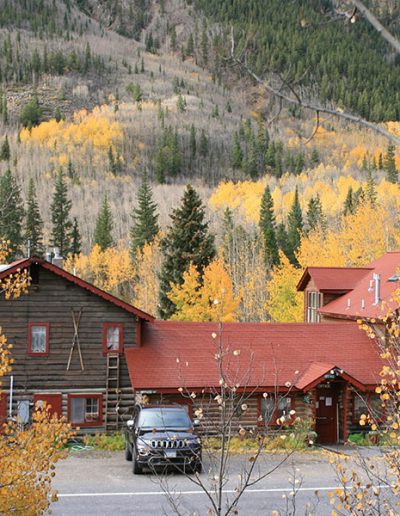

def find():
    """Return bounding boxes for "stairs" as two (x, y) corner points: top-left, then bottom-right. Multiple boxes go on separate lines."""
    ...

(105, 353), (120, 432)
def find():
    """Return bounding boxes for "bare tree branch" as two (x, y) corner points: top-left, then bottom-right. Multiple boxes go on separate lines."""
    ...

(231, 54), (400, 145)
(351, 0), (400, 56)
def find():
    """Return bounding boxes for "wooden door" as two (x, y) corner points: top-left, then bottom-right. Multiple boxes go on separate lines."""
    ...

(33, 393), (63, 417)
(315, 387), (337, 444)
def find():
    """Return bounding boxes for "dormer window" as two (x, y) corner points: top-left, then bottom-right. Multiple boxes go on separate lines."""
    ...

(307, 292), (322, 323)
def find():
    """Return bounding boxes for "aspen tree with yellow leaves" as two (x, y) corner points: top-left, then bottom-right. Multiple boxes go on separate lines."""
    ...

(65, 244), (135, 302)
(167, 257), (241, 322)
(0, 242), (74, 514)
(265, 252), (304, 322)
(132, 236), (162, 316)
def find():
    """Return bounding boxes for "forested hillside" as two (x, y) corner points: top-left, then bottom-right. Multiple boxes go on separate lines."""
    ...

(0, 0), (399, 322)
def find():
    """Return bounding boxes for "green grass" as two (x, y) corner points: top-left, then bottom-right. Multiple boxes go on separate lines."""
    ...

(82, 433), (126, 451)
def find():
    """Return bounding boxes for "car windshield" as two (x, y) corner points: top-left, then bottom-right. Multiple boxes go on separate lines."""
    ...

(138, 408), (191, 429)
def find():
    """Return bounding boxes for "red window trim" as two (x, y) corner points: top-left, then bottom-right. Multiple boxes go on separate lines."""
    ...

(68, 393), (103, 427)
(102, 322), (124, 355)
(257, 396), (295, 426)
(352, 391), (384, 424)
(27, 322), (50, 356)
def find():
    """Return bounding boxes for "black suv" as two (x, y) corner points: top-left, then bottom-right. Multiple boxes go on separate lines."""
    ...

(125, 404), (202, 475)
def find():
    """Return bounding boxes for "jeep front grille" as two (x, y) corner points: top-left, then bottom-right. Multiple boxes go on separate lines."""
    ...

(151, 439), (185, 449)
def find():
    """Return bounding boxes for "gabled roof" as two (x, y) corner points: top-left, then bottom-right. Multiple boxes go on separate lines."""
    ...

(0, 256), (154, 321)
(320, 252), (400, 320)
(297, 267), (372, 292)
(125, 321), (381, 392)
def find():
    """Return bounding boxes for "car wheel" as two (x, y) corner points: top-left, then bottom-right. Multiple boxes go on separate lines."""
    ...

(132, 448), (143, 475)
(125, 440), (132, 461)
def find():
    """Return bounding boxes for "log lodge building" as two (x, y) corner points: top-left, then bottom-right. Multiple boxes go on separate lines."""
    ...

(0, 252), (398, 444)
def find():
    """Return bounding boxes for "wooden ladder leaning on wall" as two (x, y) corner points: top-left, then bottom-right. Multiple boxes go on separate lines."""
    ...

(105, 353), (120, 432)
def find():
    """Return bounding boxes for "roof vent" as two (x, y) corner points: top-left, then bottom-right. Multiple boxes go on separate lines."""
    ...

(361, 299), (365, 309)
(373, 273), (381, 305)
(346, 298), (351, 309)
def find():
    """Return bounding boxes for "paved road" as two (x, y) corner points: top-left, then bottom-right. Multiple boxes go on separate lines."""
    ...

(51, 449), (383, 515)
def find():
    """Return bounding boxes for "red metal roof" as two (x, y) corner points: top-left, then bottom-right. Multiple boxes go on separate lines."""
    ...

(297, 267), (372, 292)
(320, 252), (400, 320)
(0, 257), (154, 321)
(125, 321), (381, 392)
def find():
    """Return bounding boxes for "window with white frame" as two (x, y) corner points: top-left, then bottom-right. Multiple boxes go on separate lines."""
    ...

(69, 395), (102, 426)
(28, 323), (49, 354)
(307, 291), (322, 323)
(103, 323), (123, 353)
(260, 397), (291, 425)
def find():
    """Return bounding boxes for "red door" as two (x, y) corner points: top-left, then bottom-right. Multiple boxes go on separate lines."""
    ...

(0, 394), (7, 430)
(33, 394), (63, 417)
(315, 387), (337, 444)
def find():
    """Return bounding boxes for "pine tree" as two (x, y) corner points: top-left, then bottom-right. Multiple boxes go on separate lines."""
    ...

(201, 18), (208, 65)
(365, 169), (377, 207)
(71, 217), (82, 256)
(199, 129), (208, 156)
(186, 33), (194, 56)
(343, 186), (355, 215)
(378, 153), (384, 170)
(286, 187), (303, 266)
(310, 148), (320, 167)
(176, 94), (186, 113)
(306, 194), (325, 233)
(94, 194), (114, 251)
(170, 26), (177, 51)
(276, 222), (290, 260)
(130, 174), (159, 256)
(50, 169), (73, 257)
(0, 135), (10, 161)
(24, 178), (44, 257)
(158, 185), (216, 319)
(231, 132), (243, 168)
(189, 124), (196, 161)
(2, 96), (8, 124)
(0, 169), (24, 258)
(259, 185), (279, 267)
(384, 142), (398, 183)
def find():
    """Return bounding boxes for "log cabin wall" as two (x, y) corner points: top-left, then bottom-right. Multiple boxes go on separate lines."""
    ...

(0, 266), (137, 431)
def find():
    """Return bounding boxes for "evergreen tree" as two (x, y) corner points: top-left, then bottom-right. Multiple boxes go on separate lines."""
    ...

(176, 94), (186, 113)
(384, 142), (398, 183)
(186, 33), (194, 56)
(71, 217), (82, 256)
(343, 186), (355, 215)
(201, 18), (208, 64)
(24, 178), (44, 257)
(130, 174), (159, 256)
(286, 187), (303, 266)
(198, 129), (208, 156)
(365, 169), (377, 207)
(310, 148), (320, 167)
(306, 194), (325, 233)
(170, 26), (177, 51)
(259, 185), (279, 266)
(0, 135), (10, 161)
(378, 153), (384, 170)
(276, 222), (290, 260)
(93, 194), (113, 251)
(50, 169), (73, 257)
(0, 169), (24, 258)
(189, 124), (196, 160)
(231, 132), (243, 168)
(2, 96), (8, 124)
(158, 185), (215, 319)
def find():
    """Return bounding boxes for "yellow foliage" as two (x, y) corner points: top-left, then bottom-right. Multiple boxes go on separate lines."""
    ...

(168, 258), (241, 322)
(20, 106), (123, 156)
(65, 244), (135, 302)
(265, 252), (304, 322)
(132, 237), (162, 316)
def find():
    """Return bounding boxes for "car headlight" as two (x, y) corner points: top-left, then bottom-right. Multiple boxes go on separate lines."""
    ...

(137, 441), (151, 455)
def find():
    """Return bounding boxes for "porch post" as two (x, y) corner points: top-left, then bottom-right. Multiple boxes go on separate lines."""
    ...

(343, 383), (348, 445)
